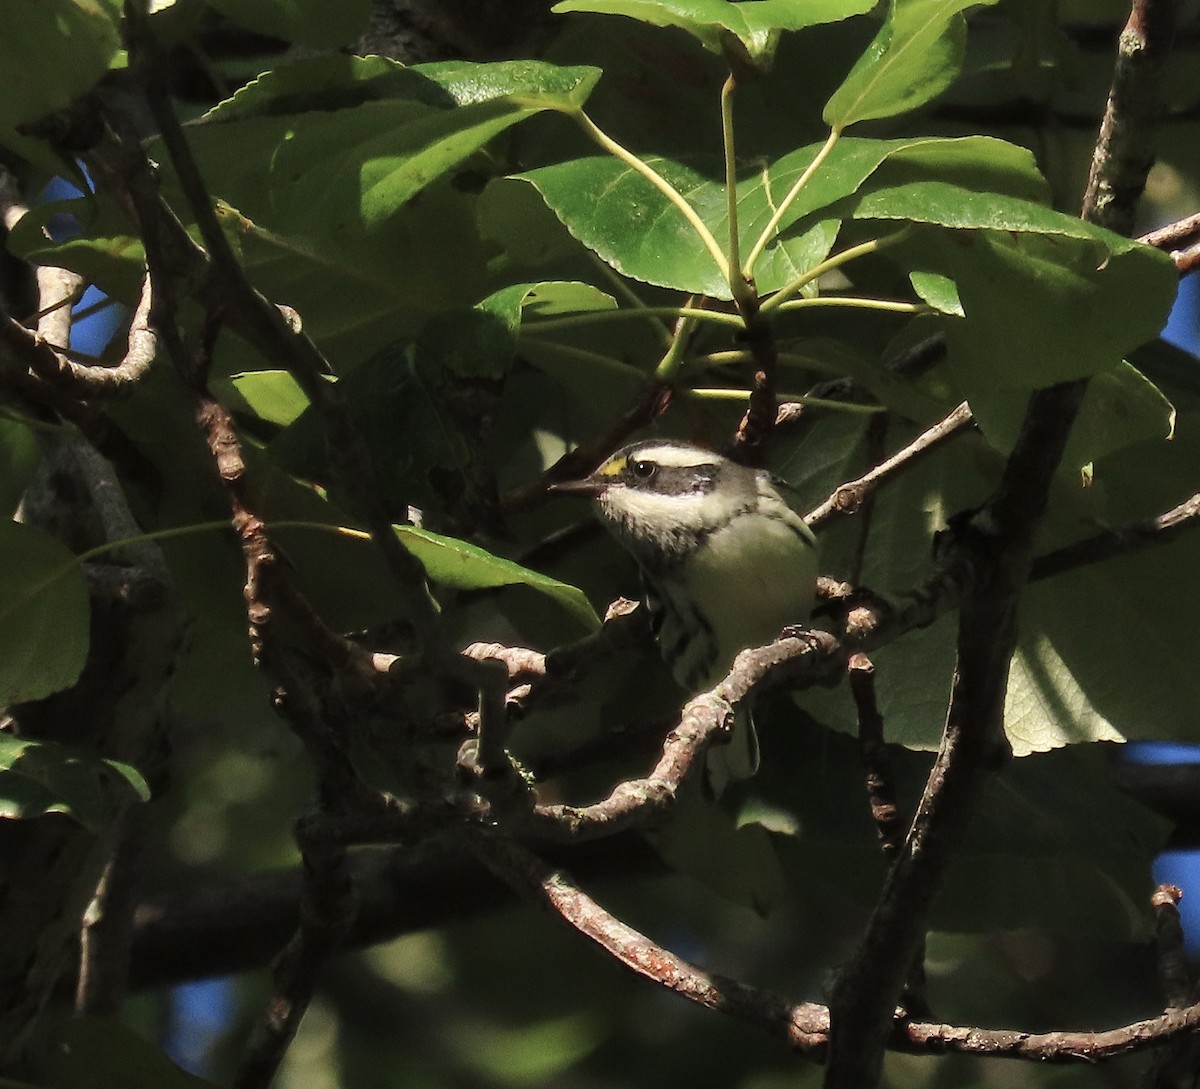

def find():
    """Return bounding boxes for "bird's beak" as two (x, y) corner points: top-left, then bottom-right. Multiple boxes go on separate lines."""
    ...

(547, 473), (607, 498)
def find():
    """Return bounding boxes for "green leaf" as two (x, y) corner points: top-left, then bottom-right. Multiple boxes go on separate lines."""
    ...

(0, 0), (120, 144)
(823, 0), (1001, 129)
(395, 526), (600, 630)
(202, 55), (600, 124)
(969, 360), (1176, 468)
(850, 178), (1123, 237)
(188, 61), (600, 236)
(777, 724), (1166, 937)
(552, 0), (875, 67)
(205, 0), (370, 49)
(481, 281), (619, 326)
(0, 521), (89, 704)
(41, 1017), (218, 1089)
(519, 135), (1045, 298)
(942, 231), (1178, 388)
(909, 269), (962, 315)
(270, 342), (483, 521)
(229, 370), (313, 427)
(648, 780), (784, 915)
(519, 153), (730, 295)
(0, 736), (150, 833)
(419, 282), (618, 380)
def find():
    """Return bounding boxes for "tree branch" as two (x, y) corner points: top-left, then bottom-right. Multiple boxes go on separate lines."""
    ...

(464, 833), (1200, 1067)
(0, 165), (158, 397)
(1031, 489), (1200, 580)
(823, 3), (1180, 1085)
(806, 403), (974, 531)
(234, 817), (356, 1089)
(1139, 210), (1200, 252)
(525, 629), (840, 842)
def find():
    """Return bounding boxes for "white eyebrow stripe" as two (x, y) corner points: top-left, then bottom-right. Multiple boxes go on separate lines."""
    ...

(631, 444), (719, 469)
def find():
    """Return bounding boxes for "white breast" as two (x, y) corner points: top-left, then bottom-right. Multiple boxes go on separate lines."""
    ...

(657, 510), (817, 691)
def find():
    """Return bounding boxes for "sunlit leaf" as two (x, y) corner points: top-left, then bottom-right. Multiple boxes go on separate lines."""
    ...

(395, 526), (600, 630)
(229, 370), (313, 427)
(519, 135), (1045, 297)
(552, 0), (875, 67)
(823, 0), (1001, 128)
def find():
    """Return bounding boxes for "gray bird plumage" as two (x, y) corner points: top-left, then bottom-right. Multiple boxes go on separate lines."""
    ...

(554, 439), (818, 788)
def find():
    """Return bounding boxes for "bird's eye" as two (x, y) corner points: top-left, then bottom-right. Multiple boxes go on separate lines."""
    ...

(629, 459), (656, 481)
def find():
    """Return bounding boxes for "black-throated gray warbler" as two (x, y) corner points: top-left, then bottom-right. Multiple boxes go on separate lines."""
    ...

(553, 440), (818, 786)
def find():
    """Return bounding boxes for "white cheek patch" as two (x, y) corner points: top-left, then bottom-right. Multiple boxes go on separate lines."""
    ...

(599, 486), (709, 535)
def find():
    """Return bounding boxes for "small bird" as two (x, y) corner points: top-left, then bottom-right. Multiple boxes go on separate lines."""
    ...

(552, 439), (818, 787)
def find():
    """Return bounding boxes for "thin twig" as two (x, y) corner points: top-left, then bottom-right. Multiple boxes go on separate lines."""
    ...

(526, 629), (840, 841)
(1153, 884), (1190, 1009)
(462, 831), (830, 1051)
(849, 655), (904, 860)
(805, 403), (974, 531)
(1138, 210), (1200, 250)
(76, 809), (150, 1017)
(1170, 239), (1200, 275)
(1031, 489), (1200, 580)
(0, 272), (158, 398)
(849, 654), (929, 1019)
(462, 831), (1200, 1066)
(823, 4), (1180, 1085)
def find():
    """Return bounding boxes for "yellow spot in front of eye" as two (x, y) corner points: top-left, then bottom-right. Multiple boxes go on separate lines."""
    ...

(598, 455), (627, 478)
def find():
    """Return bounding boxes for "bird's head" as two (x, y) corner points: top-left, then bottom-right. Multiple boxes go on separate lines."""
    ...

(551, 440), (757, 567)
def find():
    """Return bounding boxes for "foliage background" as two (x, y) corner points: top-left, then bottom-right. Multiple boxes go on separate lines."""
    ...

(2, 0), (1200, 1087)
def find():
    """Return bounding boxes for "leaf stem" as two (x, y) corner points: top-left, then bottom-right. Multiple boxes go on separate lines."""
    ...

(70, 518), (384, 570)
(683, 387), (885, 413)
(572, 110), (731, 284)
(518, 335), (651, 380)
(744, 127), (841, 275)
(654, 313), (698, 382)
(758, 228), (912, 315)
(74, 520), (240, 565)
(523, 306), (744, 332)
(694, 349), (848, 376)
(777, 296), (928, 315)
(721, 74), (753, 308)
